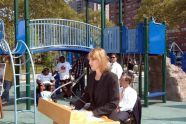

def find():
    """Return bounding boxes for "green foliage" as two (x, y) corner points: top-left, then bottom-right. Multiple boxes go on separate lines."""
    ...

(79, 8), (114, 28)
(0, 0), (15, 47)
(40, 52), (57, 72)
(136, 0), (186, 28)
(0, 0), (82, 47)
(29, 0), (80, 20)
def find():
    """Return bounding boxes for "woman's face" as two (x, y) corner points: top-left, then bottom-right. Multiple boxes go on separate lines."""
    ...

(89, 58), (100, 71)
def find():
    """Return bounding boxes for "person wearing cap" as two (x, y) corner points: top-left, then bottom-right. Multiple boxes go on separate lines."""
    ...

(36, 68), (56, 104)
(36, 67), (55, 86)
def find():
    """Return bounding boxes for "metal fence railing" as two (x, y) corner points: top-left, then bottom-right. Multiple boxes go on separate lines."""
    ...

(29, 19), (101, 52)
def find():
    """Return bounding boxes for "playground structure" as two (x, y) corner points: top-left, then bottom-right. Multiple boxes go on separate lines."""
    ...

(103, 17), (167, 107)
(0, 39), (37, 123)
(0, 0), (168, 123)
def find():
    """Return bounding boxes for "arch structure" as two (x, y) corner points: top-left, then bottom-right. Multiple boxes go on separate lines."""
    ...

(0, 39), (37, 124)
(27, 19), (101, 53)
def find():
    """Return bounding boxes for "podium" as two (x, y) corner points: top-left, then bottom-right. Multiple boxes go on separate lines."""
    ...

(38, 98), (119, 124)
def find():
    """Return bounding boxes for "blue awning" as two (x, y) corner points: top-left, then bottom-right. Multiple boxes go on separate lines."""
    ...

(88, 0), (115, 4)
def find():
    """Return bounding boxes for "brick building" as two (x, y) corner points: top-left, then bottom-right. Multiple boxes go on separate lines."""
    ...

(109, 0), (186, 51)
(109, 0), (141, 28)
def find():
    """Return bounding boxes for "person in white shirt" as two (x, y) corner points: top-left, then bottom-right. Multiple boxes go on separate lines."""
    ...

(36, 68), (59, 105)
(36, 68), (56, 101)
(110, 53), (123, 80)
(54, 55), (72, 98)
(111, 71), (137, 123)
(37, 68), (55, 86)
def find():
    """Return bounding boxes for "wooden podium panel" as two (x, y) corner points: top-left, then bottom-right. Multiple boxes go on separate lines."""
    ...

(38, 98), (119, 124)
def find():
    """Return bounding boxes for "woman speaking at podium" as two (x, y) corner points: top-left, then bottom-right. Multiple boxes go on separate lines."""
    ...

(71, 48), (119, 119)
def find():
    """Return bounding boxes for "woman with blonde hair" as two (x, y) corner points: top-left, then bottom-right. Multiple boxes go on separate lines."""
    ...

(71, 48), (119, 118)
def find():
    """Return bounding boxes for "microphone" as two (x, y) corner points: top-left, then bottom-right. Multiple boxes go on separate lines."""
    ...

(71, 72), (86, 88)
(48, 72), (88, 109)
(49, 72), (87, 99)
(70, 72), (87, 105)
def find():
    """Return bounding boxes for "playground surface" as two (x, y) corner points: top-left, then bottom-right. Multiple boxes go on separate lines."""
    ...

(1, 95), (186, 124)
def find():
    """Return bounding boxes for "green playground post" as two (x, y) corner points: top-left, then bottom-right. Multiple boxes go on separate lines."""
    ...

(85, 0), (90, 84)
(85, 0), (89, 24)
(119, 0), (123, 65)
(85, 0), (89, 47)
(101, 0), (105, 48)
(144, 17), (149, 107)
(162, 22), (167, 103)
(14, 0), (20, 100)
(138, 54), (142, 97)
(24, 0), (31, 110)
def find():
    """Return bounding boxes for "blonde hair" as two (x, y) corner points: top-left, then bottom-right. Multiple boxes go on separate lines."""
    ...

(88, 48), (109, 73)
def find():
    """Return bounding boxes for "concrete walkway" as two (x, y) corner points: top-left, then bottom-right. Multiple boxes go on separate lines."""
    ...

(142, 100), (186, 124)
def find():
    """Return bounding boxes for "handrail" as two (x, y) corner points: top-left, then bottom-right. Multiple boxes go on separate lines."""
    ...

(169, 42), (183, 54)
(29, 19), (101, 52)
(30, 18), (101, 29)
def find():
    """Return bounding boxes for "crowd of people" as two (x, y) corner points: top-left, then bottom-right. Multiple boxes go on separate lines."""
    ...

(0, 48), (141, 124)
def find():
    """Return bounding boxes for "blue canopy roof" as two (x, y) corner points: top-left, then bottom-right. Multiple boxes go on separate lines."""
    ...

(88, 0), (115, 4)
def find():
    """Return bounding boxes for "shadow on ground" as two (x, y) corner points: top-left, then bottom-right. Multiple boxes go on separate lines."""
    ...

(166, 105), (186, 109)
(145, 117), (186, 122)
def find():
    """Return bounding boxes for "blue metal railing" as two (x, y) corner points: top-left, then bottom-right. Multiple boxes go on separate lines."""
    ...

(29, 19), (101, 53)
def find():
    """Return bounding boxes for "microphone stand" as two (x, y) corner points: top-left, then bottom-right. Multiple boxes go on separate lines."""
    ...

(50, 72), (86, 99)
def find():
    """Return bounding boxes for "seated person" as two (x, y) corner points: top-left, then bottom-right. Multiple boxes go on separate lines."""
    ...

(111, 71), (137, 124)
(36, 83), (55, 105)
(37, 68), (55, 90)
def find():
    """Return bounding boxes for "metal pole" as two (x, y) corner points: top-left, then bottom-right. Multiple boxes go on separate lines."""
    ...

(24, 0), (31, 110)
(119, 0), (123, 27)
(85, 0), (89, 84)
(103, 3), (106, 28)
(85, 0), (89, 46)
(101, 0), (105, 48)
(85, 0), (88, 24)
(14, 0), (20, 101)
(119, 0), (123, 65)
(144, 17), (149, 107)
(138, 54), (142, 97)
(14, 0), (19, 123)
(162, 22), (167, 103)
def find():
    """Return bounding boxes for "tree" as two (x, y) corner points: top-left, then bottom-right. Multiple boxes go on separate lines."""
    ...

(0, 0), (82, 46)
(136, 0), (186, 28)
(79, 8), (114, 28)
(29, 0), (80, 20)
(0, 0), (15, 47)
